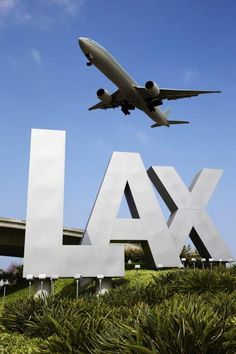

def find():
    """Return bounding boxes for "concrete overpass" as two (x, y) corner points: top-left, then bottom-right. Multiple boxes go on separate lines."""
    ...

(0, 217), (83, 257)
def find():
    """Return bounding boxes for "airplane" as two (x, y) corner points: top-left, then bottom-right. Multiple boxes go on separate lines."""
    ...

(78, 37), (221, 128)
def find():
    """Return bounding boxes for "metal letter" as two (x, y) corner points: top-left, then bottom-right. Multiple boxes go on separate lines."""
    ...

(23, 129), (124, 278)
(83, 152), (181, 267)
(23, 129), (65, 276)
(148, 166), (233, 261)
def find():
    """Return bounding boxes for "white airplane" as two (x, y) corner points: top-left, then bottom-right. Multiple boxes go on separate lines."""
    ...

(78, 37), (221, 128)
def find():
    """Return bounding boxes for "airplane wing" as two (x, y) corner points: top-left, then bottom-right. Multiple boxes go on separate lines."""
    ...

(134, 86), (221, 102)
(158, 88), (221, 100)
(88, 89), (126, 110)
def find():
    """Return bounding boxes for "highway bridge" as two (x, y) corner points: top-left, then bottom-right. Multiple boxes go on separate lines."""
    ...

(0, 217), (83, 257)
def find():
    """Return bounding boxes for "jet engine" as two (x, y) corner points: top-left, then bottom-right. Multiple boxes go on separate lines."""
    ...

(97, 88), (112, 104)
(145, 81), (160, 97)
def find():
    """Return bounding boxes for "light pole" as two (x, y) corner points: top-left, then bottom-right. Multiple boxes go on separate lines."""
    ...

(2, 280), (9, 305)
(191, 258), (196, 270)
(201, 258), (206, 269)
(50, 274), (59, 297)
(97, 274), (104, 295)
(38, 274), (47, 294)
(26, 274), (34, 297)
(74, 274), (82, 299)
(181, 258), (186, 268)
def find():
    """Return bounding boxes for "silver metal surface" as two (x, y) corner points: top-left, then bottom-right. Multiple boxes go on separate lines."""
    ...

(23, 130), (233, 276)
(148, 166), (233, 261)
(23, 129), (124, 278)
(0, 216), (83, 258)
(82, 152), (181, 267)
(23, 129), (65, 277)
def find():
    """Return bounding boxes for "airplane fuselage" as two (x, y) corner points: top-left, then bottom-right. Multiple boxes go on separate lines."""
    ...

(79, 38), (169, 126)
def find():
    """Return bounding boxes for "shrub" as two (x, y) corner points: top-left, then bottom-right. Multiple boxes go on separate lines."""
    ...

(107, 268), (236, 308)
(0, 263), (23, 285)
(125, 246), (145, 263)
(36, 294), (236, 353)
(36, 305), (113, 353)
(91, 295), (236, 354)
(152, 268), (236, 295)
(202, 291), (236, 318)
(25, 297), (111, 339)
(1, 295), (114, 339)
(1, 268), (236, 353)
(0, 331), (41, 353)
(1, 297), (43, 334)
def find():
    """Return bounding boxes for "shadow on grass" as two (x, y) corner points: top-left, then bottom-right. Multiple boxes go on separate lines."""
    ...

(57, 278), (97, 299)
(0, 279), (28, 298)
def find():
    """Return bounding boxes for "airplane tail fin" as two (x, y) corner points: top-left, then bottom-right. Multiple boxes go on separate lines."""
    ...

(168, 120), (190, 125)
(151, 108), (189, 128)
(151, 120), (190, 128)
(151, 123), (162, 128)
(150, 108), (171, 128)
(151, 107), (189, 128)
(164, 108), (171, 118)
(164, 108), (189, 126)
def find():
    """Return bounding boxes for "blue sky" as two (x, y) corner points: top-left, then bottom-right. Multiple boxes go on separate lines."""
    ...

(0, 0), (236, 269)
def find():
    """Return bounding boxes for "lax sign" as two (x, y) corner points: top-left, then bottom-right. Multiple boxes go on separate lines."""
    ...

(23, 129), (233, 279)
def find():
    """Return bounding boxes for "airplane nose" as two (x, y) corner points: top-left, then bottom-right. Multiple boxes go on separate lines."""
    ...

(78, 37), (89, 52)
